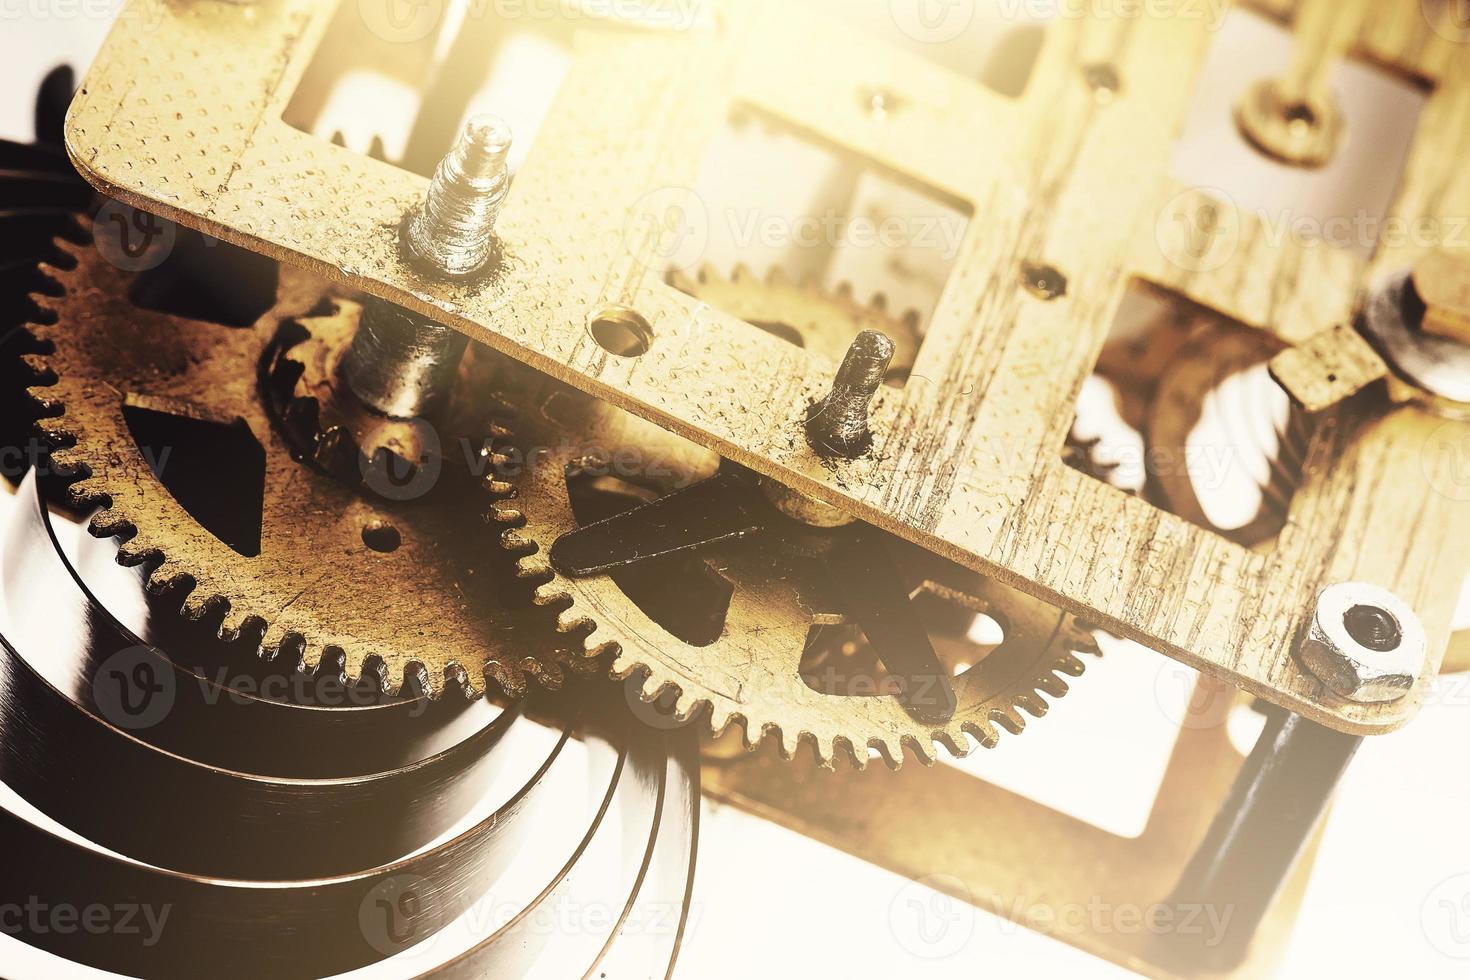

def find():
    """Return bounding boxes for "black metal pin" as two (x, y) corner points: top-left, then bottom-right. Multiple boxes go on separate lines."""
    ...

(804, 330), (894, 458)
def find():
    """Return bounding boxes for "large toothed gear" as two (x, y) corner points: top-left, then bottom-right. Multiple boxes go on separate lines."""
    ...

(489, 364), (1100, 770)
(22, 231), (570, 700)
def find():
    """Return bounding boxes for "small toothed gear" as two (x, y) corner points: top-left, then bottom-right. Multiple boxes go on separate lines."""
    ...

(488, 365), (1100, 769)
(22, 231), (571, 700)
(670, 264), (923, 384)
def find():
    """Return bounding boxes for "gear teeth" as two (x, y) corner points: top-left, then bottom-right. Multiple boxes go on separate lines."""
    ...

(115, 534), (161, 567)
(87, 507), (130, 537)
(963, 721), (1001, 751)
(484, 656), (530, 699)
(555, 605), (596, 635)
(1055, 652), (1088, 676)
(993, 704), (1027, 735)
(144, 560), (190, 594)
(502, 530), (539, 556)
(1036, 670), (1070, 698)
(216, 606), (255, 643)
(18, 353), (55, 385)
(577, 620), (618, 657)
(832, 736), (864, 771)
(1012, 690), (1049, 717)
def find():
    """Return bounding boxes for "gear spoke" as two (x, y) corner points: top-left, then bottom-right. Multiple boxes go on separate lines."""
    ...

(549, 470), (766, 577)
(827, 528), (957, 725)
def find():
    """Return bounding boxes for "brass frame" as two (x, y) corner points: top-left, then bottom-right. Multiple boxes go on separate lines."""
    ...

(702, 683), (1320, 979)
(65, 0), (1470, 734)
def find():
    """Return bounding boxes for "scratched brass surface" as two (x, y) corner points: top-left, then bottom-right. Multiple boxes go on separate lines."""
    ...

(65, 0), (1470, 733)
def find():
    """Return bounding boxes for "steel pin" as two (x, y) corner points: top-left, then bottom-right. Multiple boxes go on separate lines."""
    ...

(343, 115), (512, 418)
(805, 330), (894, 458)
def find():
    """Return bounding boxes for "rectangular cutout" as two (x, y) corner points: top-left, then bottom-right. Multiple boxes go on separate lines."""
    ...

(671, 105), (973, 387)
(1064, 279), (1305, 549)
(284, 0), (615, 174)
(1170, 6), (1427, 259)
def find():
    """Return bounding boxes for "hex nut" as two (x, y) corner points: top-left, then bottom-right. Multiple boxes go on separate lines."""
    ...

(1297, 583), (1427, 704)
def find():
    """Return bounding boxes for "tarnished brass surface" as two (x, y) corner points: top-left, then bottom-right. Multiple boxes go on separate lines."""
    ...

(62, 0), (1470, 735)
(489, 364), (1100, 768)
(23, 234), (569, 697)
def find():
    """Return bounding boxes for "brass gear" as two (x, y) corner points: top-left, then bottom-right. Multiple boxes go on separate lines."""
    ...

(489, 271), (1099, 768)
(23, 232), (569, 699)
(669, 265), (922, 383)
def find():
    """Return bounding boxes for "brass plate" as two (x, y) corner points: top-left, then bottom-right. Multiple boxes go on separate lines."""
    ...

(64, 0), (1470, 734)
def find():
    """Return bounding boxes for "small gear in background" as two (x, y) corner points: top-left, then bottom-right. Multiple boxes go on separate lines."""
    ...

(489, 267), (1099, 768)
(670, 264), (923, 385)
(21, 226), (576, 701)
(1064, 291), (1309, 547)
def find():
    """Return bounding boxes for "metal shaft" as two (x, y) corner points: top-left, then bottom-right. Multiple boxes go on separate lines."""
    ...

(341, 301), (468, 419)
(1164, 709), (1361, 970)
(342, 115), (512, 419)
(805, 330), (894, 458)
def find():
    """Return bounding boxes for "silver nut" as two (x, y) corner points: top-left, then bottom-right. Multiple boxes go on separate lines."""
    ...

(1297, 583), (1426, 704)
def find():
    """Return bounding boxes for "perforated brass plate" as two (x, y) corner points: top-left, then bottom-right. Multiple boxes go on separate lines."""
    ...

(66, 0), (1470, 734)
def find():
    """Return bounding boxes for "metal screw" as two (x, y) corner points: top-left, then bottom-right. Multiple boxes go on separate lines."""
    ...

(1358, 268), (1470, 407)
(343, 116), (512, 419)
(404, 114), (513, 279)
(805, 330), (894, 458)
(1296, 582), (1427, 704)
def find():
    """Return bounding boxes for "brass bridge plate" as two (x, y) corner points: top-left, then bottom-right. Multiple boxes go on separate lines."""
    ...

(66, 0), (1470, 734)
